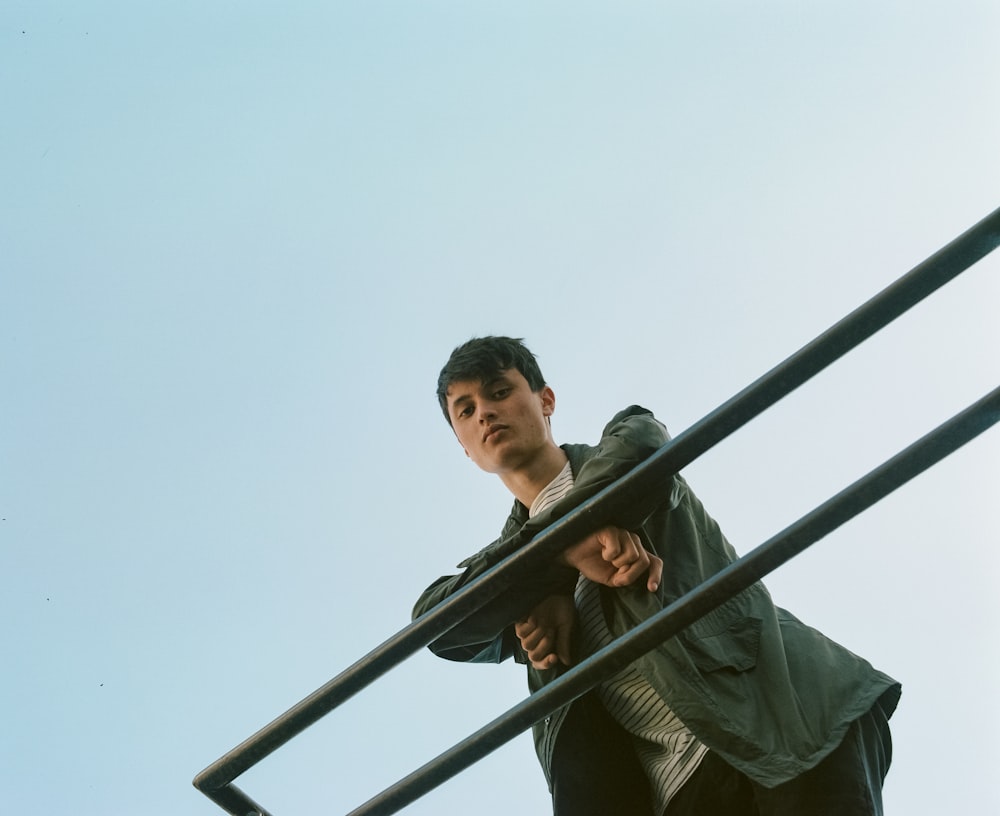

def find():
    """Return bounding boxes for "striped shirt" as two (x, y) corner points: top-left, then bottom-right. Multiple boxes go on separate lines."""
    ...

(530, 461), (707, 814)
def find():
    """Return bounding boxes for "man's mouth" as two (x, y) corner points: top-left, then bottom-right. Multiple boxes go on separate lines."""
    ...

(483, 424), (507, 442)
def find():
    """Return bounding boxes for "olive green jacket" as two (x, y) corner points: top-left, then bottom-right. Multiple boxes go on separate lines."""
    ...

(413, 406), (900, 789)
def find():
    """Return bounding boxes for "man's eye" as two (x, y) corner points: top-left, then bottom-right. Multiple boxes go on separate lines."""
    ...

(493, 388), (511, 399)
(458, 405), (473, 418)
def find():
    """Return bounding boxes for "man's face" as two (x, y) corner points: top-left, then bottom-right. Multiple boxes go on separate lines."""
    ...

(445, 369), (556, 476)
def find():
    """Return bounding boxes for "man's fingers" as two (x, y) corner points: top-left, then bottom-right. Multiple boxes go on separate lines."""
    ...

(518, 595), (577, 669)
(608, 531), (649, 582)
(518, 620), (559, 665)
(566, 528), (658, 592)
(526, 638), (556, 666)
(526, 626), (571, 669)
(604, 532), (662, 593)
(608, 529), (644, 568)
(519, 627), (547, 653)
(612, 558), (648, 587)
(530, 653), (560, 670)
(597, 526), (622, 561)
(621, 529), (640, 558)
(647, 553), (663, 592)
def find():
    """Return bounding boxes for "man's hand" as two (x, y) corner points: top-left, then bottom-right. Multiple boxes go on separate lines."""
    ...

(561, 525), (662, 592)
(515, 594), (577, 670)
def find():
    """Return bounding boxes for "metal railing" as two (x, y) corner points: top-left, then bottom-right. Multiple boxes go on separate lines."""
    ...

(194, 206), (1000, 816)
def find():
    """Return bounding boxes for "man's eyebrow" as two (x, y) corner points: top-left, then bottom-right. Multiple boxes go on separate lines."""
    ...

(448, 374), (511, 409)
(448, 391), (475, 410)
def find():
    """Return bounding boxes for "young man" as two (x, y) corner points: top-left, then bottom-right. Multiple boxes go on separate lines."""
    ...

(413, 336), (900, 816)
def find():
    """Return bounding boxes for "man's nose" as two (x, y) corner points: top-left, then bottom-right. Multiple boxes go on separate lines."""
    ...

(478, 403), (497, 422)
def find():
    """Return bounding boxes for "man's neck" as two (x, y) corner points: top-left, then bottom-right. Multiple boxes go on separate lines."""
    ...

(499, 445), (569, 508)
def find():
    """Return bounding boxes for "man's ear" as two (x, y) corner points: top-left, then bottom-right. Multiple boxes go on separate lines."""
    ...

(540, 385), (556, 417)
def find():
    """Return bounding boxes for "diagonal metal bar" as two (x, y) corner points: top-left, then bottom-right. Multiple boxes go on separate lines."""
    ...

(193, 205), (1000, 815)
(200, 783), (274, 816)
(347, 384), (1000, 816)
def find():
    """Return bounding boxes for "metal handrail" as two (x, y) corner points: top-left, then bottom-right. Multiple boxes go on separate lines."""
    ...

(194, 206), (1000, 816)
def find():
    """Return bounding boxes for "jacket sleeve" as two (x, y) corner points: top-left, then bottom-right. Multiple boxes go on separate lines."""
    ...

(520, 405), (677, 541)
(411, 405), (674, 663)
(411, 518), (580, 664)
(411, 573), (518, 664)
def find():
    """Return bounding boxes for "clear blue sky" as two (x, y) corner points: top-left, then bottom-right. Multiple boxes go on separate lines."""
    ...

(2, 3), (998, 815)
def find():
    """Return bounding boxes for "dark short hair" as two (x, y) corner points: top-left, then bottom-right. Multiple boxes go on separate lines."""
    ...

(436, 336), (546, 424)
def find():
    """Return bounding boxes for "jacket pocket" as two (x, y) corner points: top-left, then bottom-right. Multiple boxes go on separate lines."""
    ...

(683, 616), (762, 673)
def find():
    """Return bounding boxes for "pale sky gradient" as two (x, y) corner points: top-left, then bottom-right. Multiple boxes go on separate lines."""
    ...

(2, 3), (998, 815)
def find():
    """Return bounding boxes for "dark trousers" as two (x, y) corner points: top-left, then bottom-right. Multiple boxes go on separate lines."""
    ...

(665, 700), (893, 816)
(551, 691), (654, 816)
(551, 695), (892, 816)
